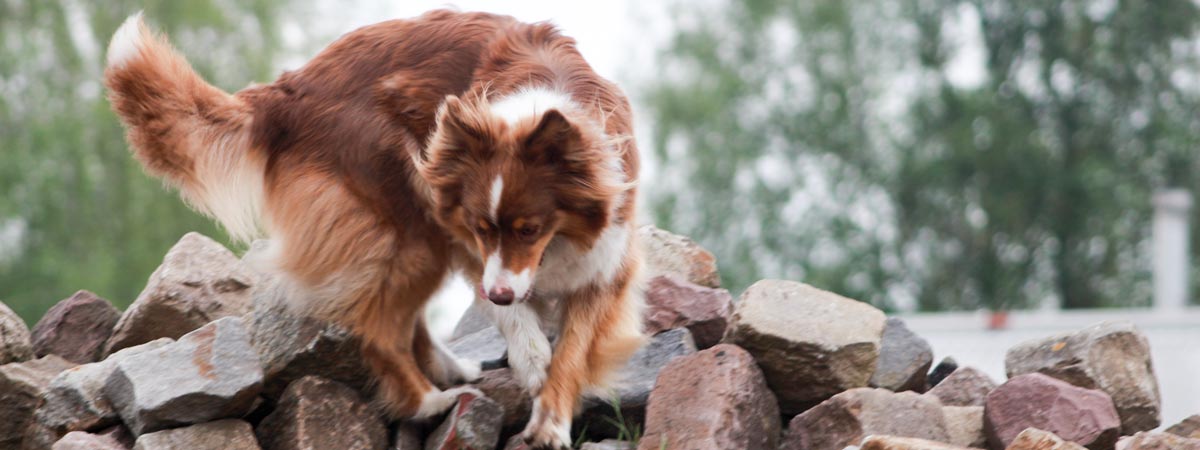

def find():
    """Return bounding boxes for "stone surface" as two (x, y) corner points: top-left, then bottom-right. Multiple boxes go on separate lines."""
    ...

(984, 373), (1119, 450)
(105, 233), (256, 356)
(256, 376), (386, 450)
(1005, 321), (1161, 433)
(580, 440), (635, 450)
(639, 225), (721, 288)
(943, 406), (986, 448)
(133, 419), (260, 450)
(782, 388), (950, 450)
(642, 275), (732, 349)
(721, 279), (886, 414)
(926, 367), (997, 407)
(424, 393), (503, 450)
(869, 317), (933, 392)
(35, 338), (174, 442)
(1116, 432), (1200, 450)
(638, 344), (780, 450)
(0, 355), (76, 449)
(448, 326), (507, 371)
(52, 431), (126, 450)
(471, 368), (529, 432)
(0, 300), (34, 364)
(248, 289), (370, 399)
(1168, 415), (1200, 439)
(31, 291), (121, 364)
(928, 357), (959, 389)
(391, 423), (422, 450)
(1005, 428), (1086, 450)
(579, 327), (697, 439)
(450, 303), (493, 341)
(104, 317), (263, 435)
(859, 435), (972, 450)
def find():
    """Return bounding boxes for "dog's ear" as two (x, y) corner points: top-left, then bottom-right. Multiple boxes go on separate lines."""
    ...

(421, 95), (491, 164)
(522, 109), (580, 164)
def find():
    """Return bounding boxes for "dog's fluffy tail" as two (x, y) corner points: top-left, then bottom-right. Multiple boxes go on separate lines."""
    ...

(105, 13), (264, 242)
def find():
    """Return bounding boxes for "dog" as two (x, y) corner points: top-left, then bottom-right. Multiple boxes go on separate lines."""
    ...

(104, 9), (644, 449)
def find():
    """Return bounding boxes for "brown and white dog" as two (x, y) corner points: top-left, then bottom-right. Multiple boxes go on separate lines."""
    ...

(104, 9), (643, 448)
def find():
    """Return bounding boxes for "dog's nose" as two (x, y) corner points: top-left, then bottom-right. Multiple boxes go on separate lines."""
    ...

(487, 287), (515, 305)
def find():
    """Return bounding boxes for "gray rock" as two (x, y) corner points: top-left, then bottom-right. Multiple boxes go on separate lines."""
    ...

(781, 388), (950, 450)
(424, 393), (503, 450)
(942, 405), (985, 448)
(643, 275), (732, 349)
(722, 279), (886, 414)
(450, 303), (492, 341)
(31, 291), (121, 364)
(579, 328), (697, 439)
(51, 431), (126, 450)
(104, 317), (263, 435)
(0, 355), (76, 449)
(0, 300), (34, 364)
(448, 326), (507, 371)
(35, 339), (174, 442)
(869, 318), (933, 392)
(105, 233), (255, 356)
(255, 376), (386, 450)
(1006, 321), (1161, 433)
(925, 367), (997, 407)
(390, 423), (422, 450)
(133, 419), (260, 450)
(1168, 415), (1200, 439)
(471, 368), (529, 432)
(639, 225), (721, 288)
(927, 357), (959, 389)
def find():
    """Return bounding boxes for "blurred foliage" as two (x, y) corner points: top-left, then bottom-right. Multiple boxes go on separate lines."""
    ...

(0, 0), (300, 324)
(644, 0), (1200, 310)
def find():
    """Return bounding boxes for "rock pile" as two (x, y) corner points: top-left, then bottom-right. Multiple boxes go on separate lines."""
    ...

(0, 227), (1190, 450)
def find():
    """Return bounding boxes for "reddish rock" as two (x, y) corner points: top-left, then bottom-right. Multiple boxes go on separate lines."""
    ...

(642, 275), (732, 349)
(133, 419), (259, 450)
(0, 355), (76, 449)
(984, 373), (1119, 450)
(1116, 431), (1200, 450)
(860, 435), (972, 449)
(424, 393), (503, 450)
(31, 291), (120, 364)
(471, 368), (529, 433)
(1005, 428), (1086, 450)
(639, 225), (721, 288)
(782, 388), (950, 450)
(926, 367), (997, 407)
(256, 376), (386, 450)
(1168, 415), (1200, 439)
(638, 344), (780, 450)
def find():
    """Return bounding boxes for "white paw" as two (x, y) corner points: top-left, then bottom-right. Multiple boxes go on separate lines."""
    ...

(412, 386), (484, 420)
(453, 357), (483, 383)
(521, 399), (572, 450)
(508, 335), (552, 393)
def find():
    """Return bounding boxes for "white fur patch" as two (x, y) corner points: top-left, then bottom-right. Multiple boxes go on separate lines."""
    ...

(482, 252), (503, 293)
(185, 134), (265, 243)
(490, 88), (574, 126)
(508, 268), (532, 300)
(489, 175), (503, 220)
(479, 298), (552, 392)
(414, 386), (483, 419)
(107, 12), (145, 68)
(534, 223), (631, 296)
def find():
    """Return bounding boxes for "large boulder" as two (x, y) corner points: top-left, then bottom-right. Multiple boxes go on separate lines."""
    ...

(984, 373), (1120, 450)
(1005, 428), (1087, 450)
(869, 317), (933, 392)
(105, 233), (256, 356)
(639, 344), (780, 450)
(31, 291), (121, 364)
(256, 376), (386, 450)
(642, 275), (732, 349)
(1116, 432), (1200, 450)
(782, 388), (950, 450)
(639, 225), (721, 288)
(1005, 321), (1160, 433)
(926, 367), (997, 407)
(104, 317), (263, 435)
(424, 393), (503, 450)
(722, 279), (885, 414)
(0, 300), (34, 364)
(0, 355), (76, 449)
(133, 419), (260, 450)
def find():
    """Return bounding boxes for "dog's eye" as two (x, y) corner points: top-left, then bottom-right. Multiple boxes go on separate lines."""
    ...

(518, 225), (540, 238)
(475, 220), (494, 235)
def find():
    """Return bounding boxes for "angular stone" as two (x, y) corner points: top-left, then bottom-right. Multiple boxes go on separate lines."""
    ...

(1005, 428), (1086, 450)
(31, 291), (121, 364)
(105, 233), (255, 356)
(722, 279), (886, 414)
(1005, 321), (1161, 433)
(1116, 431), (1200, 450)
(782, 388), (950, 450)
(450, 303), (493, 341)
(926, 367), (997, 407)
(35, 339), (174, 442)
(391, 423), (422, 450)
(471, 368), (529, 432)
(0, 300), (34, 364)
(52, 431), (126, 450)
(642, 275), (732, 349)
(1168, 415), (1200, 439)
(928, 357), (959, 389)
(943, 406), (986, 448)
(579, 327), (697, 439)
(580, 440), (635, 450)
(639, 225), (721, 288)
(132, 419), (260, 450)
(104, 317), (263, 435)
(248, 288), (369, 399)
(424, 393), (503, 450)
(0, 355), (76, 449)
(256, 376), (386, 450)
(984, 373), (1119, 450)
(639, 344), (780, 450)
(448, 326), (507, 371)
(870, 318), (933, 392)
(859, 435), (972, 450)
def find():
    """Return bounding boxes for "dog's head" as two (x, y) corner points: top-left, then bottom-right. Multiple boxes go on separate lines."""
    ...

(417, 92), (629, 305)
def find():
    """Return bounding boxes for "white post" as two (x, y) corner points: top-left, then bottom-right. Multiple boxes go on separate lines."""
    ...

(1153, 189), (1192, 311)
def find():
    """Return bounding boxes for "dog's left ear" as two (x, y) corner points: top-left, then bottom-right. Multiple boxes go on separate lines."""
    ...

(422, 95), (491, 165)
(523, 109), (580, 163)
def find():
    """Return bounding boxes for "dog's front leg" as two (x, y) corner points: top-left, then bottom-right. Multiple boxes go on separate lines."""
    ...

(478, 296), (554, 393)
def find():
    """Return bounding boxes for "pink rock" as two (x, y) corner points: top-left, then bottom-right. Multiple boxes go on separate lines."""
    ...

(984, 373), (1120, 450)
(642, 275), (732, 349)
(31, 291), (120, 364)
(926, 367), (997, 407)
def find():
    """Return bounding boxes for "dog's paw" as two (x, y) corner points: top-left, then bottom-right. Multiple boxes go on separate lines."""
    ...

(520, 400), (572, 450)
(508, 335), (552, 393)
(451, 357), (483, 383)
(412, 386), (484, 420)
